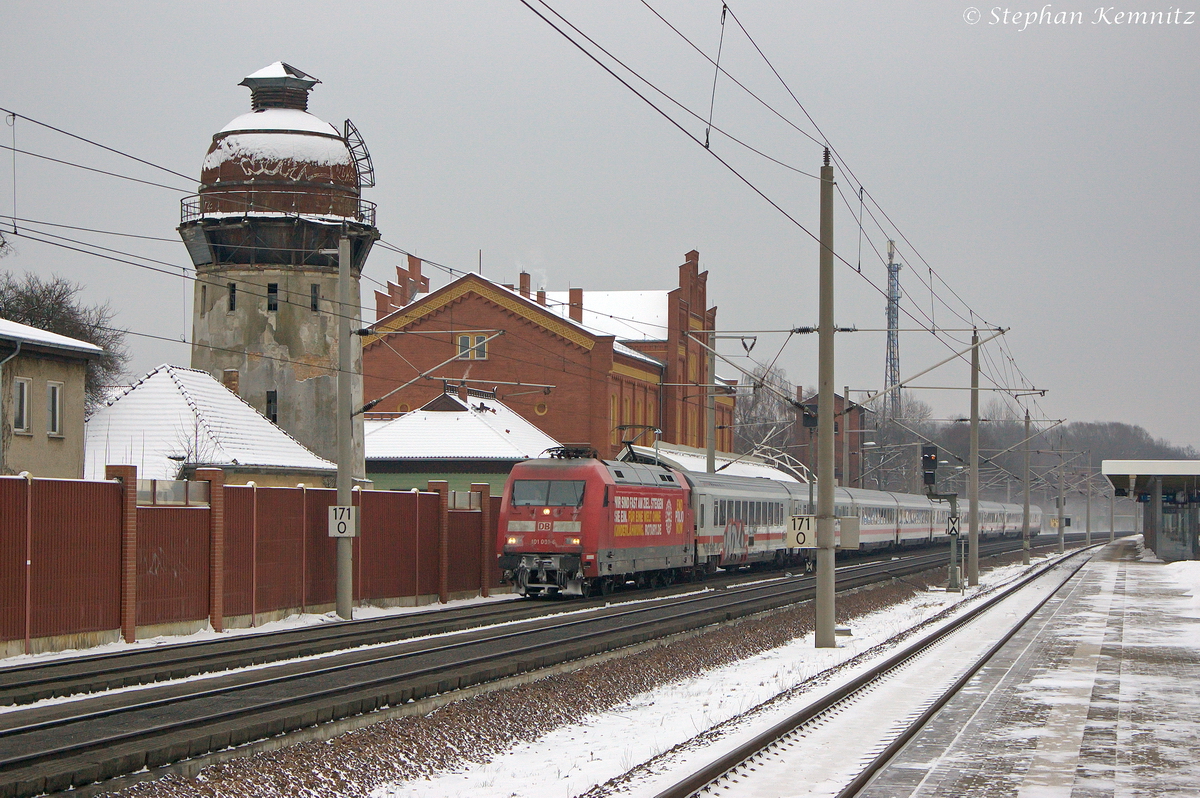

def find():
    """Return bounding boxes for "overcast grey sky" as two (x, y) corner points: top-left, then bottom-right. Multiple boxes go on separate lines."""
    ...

(2, 1), (1197, 446)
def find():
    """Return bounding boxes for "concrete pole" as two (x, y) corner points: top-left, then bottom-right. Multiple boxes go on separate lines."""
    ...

(1022, 410), (1031, 565)
(1085, 453), (1092, 545)
(706, 334), (716, 474)
(815, 149), (837, 649)
(843, 385), (851, 488)
(1057, 444), (1065, 554)
(968, 330), (980, 586)
(336, 234), (354, 620)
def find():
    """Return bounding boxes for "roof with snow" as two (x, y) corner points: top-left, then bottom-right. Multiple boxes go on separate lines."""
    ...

(375, 276), (665, 368)
(366, 392), (560, 462)
(623, 443), (802, 483)
(0, 317), (105, 357)
(219, 108), (342, 137)
(542, 290), (670, 342)
(240, 61), (319, 85)
(84, 364), (334, 480)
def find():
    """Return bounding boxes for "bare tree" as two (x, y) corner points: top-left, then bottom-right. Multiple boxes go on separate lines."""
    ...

(733, 363), (796, 455)
(0, 271), (128, 413)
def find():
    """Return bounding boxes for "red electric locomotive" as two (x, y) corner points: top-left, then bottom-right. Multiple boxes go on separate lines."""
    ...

(497, 447), (694, 597)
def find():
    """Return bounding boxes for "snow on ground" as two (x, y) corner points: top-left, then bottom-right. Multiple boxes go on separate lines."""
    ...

(371, 556), (1063, 798)
(1163, 559), (1200, 614)
(0, 592), (522, 671)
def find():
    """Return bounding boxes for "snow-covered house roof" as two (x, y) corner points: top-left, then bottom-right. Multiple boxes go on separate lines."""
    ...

(366, 392), (560, 462)
(84, 364), (334, 480)
(371, 275), (665, 369)
(0, 318), (105, 357)
(542, 290), (671, 342)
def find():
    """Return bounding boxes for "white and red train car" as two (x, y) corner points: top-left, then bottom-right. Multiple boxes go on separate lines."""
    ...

(497, 449), (1042, 597)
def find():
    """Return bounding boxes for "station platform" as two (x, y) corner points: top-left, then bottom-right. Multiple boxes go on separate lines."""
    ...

(860, 537), (1200, 797)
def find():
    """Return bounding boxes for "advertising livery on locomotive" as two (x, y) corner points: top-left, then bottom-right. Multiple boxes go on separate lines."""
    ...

(497, 447), (1042, 598)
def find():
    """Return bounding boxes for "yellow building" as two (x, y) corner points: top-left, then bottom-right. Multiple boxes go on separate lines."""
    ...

(1, 318), (103, 478)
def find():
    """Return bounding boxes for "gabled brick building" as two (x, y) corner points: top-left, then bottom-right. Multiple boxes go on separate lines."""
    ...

(363, 250), (734, 459)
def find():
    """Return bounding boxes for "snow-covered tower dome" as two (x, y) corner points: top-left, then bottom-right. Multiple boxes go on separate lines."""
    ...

(178, 62), (377, 470)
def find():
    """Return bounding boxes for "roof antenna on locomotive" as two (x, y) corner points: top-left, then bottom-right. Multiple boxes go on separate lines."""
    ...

(546, 446), (599, 460)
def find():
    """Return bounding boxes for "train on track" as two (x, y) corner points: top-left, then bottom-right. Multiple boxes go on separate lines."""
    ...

(497, 447), (1044, 598)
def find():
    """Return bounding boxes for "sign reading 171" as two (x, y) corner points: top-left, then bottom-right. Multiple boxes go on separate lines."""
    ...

(328, 505), (358, 538)
(788, 515), (814, 547)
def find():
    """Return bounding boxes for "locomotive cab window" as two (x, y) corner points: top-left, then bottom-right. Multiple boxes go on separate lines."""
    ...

(511, 480), (586, 507)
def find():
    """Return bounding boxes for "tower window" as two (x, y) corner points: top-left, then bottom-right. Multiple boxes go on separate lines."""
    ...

(201, 284), (207, 315)
(228, 283), (237, 312)
(310, 284), (320, 312)
(266, 390), (278, 424)
(267, 283), (278, 311)
(457, 334), (487, 360)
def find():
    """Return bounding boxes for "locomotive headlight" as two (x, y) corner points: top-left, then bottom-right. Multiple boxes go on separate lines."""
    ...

(506, 536), (521, 546)
(568, 537), (581, 546)
(542, 508), (551, 515)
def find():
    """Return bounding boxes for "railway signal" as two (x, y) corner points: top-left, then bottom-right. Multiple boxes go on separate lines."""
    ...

(922, 445), (938, 486)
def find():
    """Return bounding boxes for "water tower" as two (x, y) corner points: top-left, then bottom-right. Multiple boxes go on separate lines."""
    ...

(178, 62), (378, 469)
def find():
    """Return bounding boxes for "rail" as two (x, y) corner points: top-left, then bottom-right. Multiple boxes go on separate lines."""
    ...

(0, 535), (1098, 796)
(651, 546), (1095, 798)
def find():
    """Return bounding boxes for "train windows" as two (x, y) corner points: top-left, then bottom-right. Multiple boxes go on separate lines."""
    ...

(511, 480), (586, 507)
(699, 503), (705, 529)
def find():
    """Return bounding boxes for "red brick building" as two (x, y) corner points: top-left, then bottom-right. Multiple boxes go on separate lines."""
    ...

(789, 389), (873, 488)
(363, 250), (734, 459)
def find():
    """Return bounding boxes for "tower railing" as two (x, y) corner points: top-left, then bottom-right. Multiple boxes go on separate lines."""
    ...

(181, 191), (377, 227)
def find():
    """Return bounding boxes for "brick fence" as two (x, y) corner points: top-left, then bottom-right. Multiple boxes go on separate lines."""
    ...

(0, 470), (503, 656)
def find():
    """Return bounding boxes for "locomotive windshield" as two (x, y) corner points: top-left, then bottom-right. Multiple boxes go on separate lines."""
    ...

(511, 480), (586, 507)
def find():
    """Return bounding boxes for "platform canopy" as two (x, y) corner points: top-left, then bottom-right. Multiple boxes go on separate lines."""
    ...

(1101, 460), (1200, 497)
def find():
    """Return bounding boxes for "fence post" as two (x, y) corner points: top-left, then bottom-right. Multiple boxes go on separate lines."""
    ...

(106, 464), (138, 643)
(196, 468), (225, 633)
(248, 481), (258, 627)
(298, 483), (308, 612)
(472, 483), (491, 598)
(353, 485), (362, 603)
(429, 481), (449, 603)
(20, 472), (32, 655)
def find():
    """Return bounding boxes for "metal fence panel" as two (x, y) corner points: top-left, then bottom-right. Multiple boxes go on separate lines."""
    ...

(137, 506), (210, 626)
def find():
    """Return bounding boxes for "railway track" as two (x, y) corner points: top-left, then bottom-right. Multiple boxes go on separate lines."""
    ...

(646, 544), (1095, 798)
(0, 534), (1093, 796)
(0, 533), (1092, 710)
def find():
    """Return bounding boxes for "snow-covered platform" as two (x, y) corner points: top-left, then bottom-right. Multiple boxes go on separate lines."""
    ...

(861, 537), (1200, 797)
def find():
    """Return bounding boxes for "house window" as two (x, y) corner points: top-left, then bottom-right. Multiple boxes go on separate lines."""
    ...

(457, 334), (487, 360)
(310, 284), (320, 312)
(267, 283), (279, 312)
(47, 381), (63, 436)
(12, 377), (31, 433)
(266, 390), (278, 424)
(228, 282), (237, 312)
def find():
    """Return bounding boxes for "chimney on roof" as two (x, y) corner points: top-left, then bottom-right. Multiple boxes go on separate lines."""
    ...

(568, 288), (583, 323)
(519, 272), (531, 298)
(537, 289), (546, 306)
(222, 369), (240, 395)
